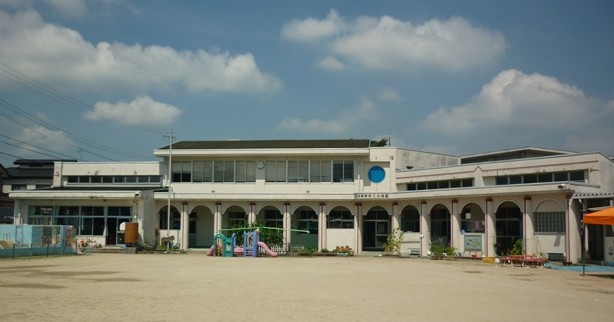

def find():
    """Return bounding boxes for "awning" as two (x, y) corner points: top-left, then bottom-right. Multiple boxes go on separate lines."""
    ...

(584, 207), (614, 225)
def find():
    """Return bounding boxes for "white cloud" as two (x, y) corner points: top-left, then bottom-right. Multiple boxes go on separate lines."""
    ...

(279, 97), (378, 134)
(85, 96), (182, 128)
(315, 56), (346, 71)
(0, 0), (32, 9)
(281, 9), (344, 42)
(378, 86), (402, 102)
(0, 9), (282, 94)
(283, 11), (507, 71)
(418, 69), (614, 153)
(44, 0), (86, 18)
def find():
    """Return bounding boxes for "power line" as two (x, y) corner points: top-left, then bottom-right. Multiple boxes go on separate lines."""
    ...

(0, 62), (164, 135)
(0, 97), (150, 160)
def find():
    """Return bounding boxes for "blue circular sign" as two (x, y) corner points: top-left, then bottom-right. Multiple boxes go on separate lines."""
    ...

(368, 166), (385, 183)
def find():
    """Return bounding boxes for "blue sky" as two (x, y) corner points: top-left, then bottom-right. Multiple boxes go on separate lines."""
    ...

(1, 0), (613, 165)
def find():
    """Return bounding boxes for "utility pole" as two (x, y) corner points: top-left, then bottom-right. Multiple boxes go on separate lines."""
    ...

(164, 129), (175, 252)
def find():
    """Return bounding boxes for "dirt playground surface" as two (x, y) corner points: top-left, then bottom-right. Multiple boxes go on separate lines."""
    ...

(1, 253), (613, 322)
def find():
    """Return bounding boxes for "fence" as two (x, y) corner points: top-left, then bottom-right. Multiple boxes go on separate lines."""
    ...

(0, 224), (75, 258)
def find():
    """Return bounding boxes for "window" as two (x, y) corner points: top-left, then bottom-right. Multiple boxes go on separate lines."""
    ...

(535, 212), (565, 233)
(172, 161), (192, 183)
(401, 208), (420, 232)
(288, 161), (309, 182)
(228, 212), (246, 227)
(223, 160), (235, 182)
(264, 209), (283, 228)
(11, 184), (27, 191)
(332, 160), (353, 183)
(234, 161), (255, 183)
(192, 161), (204, 182)
(328, 209), (353, 229)
(310, 160), (332, 183)
(298, 210), (318, 234)
(265, 161), (287, 182)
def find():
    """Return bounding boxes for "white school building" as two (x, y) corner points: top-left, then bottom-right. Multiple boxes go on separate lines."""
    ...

(8, 139), (614, 263)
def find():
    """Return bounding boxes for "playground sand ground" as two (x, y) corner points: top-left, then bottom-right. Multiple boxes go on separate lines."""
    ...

(1, 253), (613, 322)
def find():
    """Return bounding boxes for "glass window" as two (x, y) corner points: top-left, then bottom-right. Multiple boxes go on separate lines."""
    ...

(321, 161), (331, 182)
(102, 176), (113, 183)
(538, 173), (552, 182)
(450, 180), (461, 188)
(401, 207), (420, 232)
(236, 161), (247, 182)
(569, 170), (585, 182)
(496, 177), (508, 185)
(214, 161), (224, 182)
(333, 160), (353, 183)
(245, 161), (256, 182)
(298, 210), (318, 234)
(553, 172), (568, 182)
(535, 212), (565, 233)
(310, 161), (321, 183)
(67, 176), (78, 183)
(126, 176), (137, 183)
(264, 209), (283, 228)
(266, 161), (287, 182)
(524, 174), (537, 183)
(228, 212), (246, 227)
(407, 183), (416, 191)
(509, 175), (522, 184)
(182, 161), (192, 182)
(328, 209), (354, 229)
(223, 161), (234, 182)
(203, 161), (213, 182)
(114, 176), (125, 183)
(193, 161), (203, 183)
(461, 179), (473, 187)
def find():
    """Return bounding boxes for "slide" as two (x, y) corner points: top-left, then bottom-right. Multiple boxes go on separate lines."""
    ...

(257, 241), (278, 257)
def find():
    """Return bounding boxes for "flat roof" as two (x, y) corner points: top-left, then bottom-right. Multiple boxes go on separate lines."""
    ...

(157, 139), (371, 150)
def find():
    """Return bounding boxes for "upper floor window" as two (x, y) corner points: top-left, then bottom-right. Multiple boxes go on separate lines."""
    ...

(495, 170), (585, 186)
(333, 160), (354, 182)
(406, 179), (473, 191)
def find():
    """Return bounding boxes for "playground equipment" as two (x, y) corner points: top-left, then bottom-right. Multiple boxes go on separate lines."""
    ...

(207, 233), (236, 257)
(206, 229), (277, 257)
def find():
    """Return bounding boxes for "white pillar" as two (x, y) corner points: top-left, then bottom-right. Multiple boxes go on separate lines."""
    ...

(319, 203), (327, 251)
(354, 203), (361, 254)
(485, 198), (495, 257)
(524, 197), (534, 255)
(420, 201), (428, 256)
(181, 202), (189, 251)
(451, 199), (460, 252)
(391, 202), (400, 231)
(284, 203), (291, 249)
(214, 202), (222, 234)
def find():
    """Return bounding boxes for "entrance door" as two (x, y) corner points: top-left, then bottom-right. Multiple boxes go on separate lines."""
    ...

(495, 203), (523, 255)
(106, 219), (117, 245)
(363, 208), (390, 251)
(189, 214), (197, 248)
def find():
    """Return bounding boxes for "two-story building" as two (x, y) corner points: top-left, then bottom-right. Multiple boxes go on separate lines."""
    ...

(9, 139), (614, 263)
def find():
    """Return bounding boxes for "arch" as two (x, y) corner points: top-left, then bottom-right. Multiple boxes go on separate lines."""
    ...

(223, 205), (247, 229)
(400, 205), (420, 233)
(429, 204), (451, 247)
(533, 199), (565, 213)
(460, 202), (485, 234)
(189, 205), (214, 248)
(291, 205), (319, 250)
(328, 206), (354, 229)
(257, 205), (284, 228)
(495, 201), (523, 255)
(363, 206), (390, 251)
(157, 205), (181, 230)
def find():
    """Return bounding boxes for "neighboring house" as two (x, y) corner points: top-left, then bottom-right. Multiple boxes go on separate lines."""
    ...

(8, 140), (614, 264)
(0, 163), (13, 224)
(1, 159), (77, 224)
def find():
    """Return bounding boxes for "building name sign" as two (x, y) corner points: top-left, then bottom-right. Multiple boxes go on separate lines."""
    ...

(356, 193), (389, 199)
